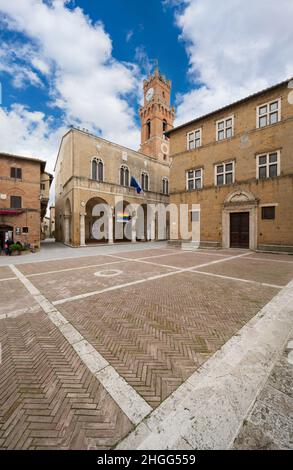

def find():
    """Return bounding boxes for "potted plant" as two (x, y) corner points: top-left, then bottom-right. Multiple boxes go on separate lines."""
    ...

(10, 242), (23, 256)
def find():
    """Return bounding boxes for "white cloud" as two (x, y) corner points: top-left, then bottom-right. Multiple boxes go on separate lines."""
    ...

(0, 104), (65, 173)
(171, 0), (293, 124)
(0, 41), (45, 88)
(0, 104), (67, 206)
(0, 0), (142, 164)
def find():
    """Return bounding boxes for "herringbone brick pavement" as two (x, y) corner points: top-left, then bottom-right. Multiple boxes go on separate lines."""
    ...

(111, 248), (175, 259)
(0, 279), (39, 316)
(198, 258), (293, 285)
(17, 254), (118, 276)
(30, 261), (175, 302)
(58, 271), (276, 408)
(247, 252), (293, 262)
(0, 310), (132, 449)
(0, 267), (15, 280)
(142, 252), (225, 268)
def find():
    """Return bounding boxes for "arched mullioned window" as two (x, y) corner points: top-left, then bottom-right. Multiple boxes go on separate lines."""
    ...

(162, 177), (169, 195)
(120, 165), (130, 186)
(92, 158), (104, 182)
(141, 172), (149, 191)
(162, 119), (167, 133)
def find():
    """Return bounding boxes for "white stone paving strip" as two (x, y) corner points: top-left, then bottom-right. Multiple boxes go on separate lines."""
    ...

(116, 279), (293, 450)
(27, 259), (129, 278)
(9, 264), (152, 425)
(244, 256), (293, 264)
(52, 252), (250, 306)
(0, 304), (40, 320)
(0, 276), (17, 282)
(189, 269), (284, 289)
(138, 250), (229, 260)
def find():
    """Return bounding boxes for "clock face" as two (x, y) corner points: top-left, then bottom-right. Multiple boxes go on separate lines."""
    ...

(161, 142), (169, 155)
(146, 87), (154, 102)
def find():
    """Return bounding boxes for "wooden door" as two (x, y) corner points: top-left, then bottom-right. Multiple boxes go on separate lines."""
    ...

(230, 212), (249, 248)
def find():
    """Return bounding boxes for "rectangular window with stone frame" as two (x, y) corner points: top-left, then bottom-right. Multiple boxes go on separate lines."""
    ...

(10, 196), (22, 209)
(187, 129), (202, 150)
(257, 98), (281, 128)
(216, 116), (234, 141)
(11, 167), (22, 179)
(186, 168), (203, 190)
(257, 151), (280, 179)
(215, 161), (234, 186)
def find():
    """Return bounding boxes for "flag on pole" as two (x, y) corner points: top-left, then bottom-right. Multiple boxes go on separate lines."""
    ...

(130, 176), (142, 194)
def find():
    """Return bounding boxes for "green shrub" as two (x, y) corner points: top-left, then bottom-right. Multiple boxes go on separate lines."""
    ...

(10, 243), (22, 252)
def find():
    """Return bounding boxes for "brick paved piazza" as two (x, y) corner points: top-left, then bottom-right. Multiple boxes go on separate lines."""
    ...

(0, 244), (292, 449)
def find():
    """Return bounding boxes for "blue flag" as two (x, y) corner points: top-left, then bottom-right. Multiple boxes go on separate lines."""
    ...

(130, 176), (142, 193)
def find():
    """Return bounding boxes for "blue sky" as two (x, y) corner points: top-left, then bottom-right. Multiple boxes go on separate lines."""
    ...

(0, 0), (292, 173)
(0, 0), (189, 125)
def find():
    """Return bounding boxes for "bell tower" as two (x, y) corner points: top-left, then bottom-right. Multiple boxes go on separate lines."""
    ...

(139, 68), (175, 162)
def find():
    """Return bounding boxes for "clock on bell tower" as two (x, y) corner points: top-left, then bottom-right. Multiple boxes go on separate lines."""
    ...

(139, 68), (175, 162)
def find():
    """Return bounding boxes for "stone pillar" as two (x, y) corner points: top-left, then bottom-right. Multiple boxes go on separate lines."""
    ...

(80, 212), (86, 246)
(150, 217), (156, 241)
(146, 209), (155, 241)
(131, 215), (137, 243)
(64, 215), (70, 244)
(108, 212), (114, 244)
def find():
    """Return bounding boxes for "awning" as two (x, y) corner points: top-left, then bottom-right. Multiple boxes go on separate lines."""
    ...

(0, 210), (24, 216)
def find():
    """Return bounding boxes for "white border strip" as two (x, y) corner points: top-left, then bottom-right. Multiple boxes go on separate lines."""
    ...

(190, 269), (284, 289)
(9, 264), (152, 425)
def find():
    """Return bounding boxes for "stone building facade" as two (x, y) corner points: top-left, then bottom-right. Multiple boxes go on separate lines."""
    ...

(54, 69), (173, 246)
(167, 78), (293, 252)
(0, 153), (52, 250)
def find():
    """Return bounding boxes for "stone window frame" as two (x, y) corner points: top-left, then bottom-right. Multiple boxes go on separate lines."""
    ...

(91, 157), (104, 182)
(256, 150), (280, 179)
(10, 167), (22, 179)
(214, 161), (235, 186)
(216, 115), (234, 141)
(256, 98), (281, 129)
(186, 168), (203, 191)
(10, 195), (22, 209)
(141, 171), (150, 192)
(261, 206), (276, 220)
(120, 164), (130, 187)
(162, 177), (169, 195)
(186, 128), (202, 150)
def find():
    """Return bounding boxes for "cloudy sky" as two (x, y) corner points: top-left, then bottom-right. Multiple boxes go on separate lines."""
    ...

(0, 0), (292, 174)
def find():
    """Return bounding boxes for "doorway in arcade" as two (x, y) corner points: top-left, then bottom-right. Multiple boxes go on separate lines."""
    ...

(0, 225), (13, 251)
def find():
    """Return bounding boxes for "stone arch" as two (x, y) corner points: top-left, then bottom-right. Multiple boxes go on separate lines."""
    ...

(85, 196), (111, 244)
(114, 199), (136, 242)
(64, 198), (71, 216)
